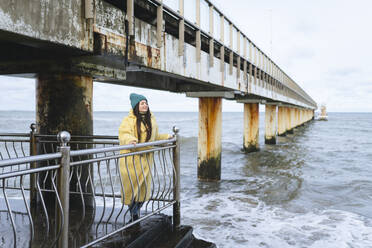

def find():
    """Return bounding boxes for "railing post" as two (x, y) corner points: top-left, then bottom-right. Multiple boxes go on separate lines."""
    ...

(29, 123), (38, 205)
(172, 126), (180, 228)
(57, 131), (71, 248)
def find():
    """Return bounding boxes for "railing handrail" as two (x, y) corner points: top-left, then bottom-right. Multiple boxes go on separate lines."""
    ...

(70, 145), (176, 167)
(35, 134), (119, 139)
(0, 165), (60, 180)
(70, 137), (176, 157)
(0, 133), (30, 137)
(0, 152), (62, 168)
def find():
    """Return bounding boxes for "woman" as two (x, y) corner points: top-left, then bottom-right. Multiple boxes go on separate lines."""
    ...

(118, 93), (171, 221)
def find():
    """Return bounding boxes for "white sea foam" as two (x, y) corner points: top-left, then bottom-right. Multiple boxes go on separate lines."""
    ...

(181, 192), (372, 248)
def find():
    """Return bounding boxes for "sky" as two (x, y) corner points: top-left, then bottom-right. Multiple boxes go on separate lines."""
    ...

(0, 0), (371, 112)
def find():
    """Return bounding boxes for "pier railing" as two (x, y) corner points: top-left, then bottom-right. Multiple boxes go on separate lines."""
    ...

(0, 126), (180, 247)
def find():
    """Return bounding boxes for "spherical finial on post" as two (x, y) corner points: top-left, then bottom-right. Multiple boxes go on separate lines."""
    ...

(57, 131), (71, 147)
(30, 123), (37, 132)
(172, 126), (180, 135)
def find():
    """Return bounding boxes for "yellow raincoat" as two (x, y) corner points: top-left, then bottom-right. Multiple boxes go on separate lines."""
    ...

(118, 110), (170, 205)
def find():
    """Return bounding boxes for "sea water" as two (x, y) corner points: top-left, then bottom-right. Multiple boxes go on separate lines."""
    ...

(1, 111), (372, 247)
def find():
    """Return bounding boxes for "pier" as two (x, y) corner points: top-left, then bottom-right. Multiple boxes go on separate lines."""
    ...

(0, 0), (316, 246)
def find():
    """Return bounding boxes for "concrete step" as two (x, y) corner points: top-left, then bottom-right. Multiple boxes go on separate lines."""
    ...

(95, 214), (172, 248)
(149, 225), (216, 248)
(188, 238), (217, 248)
(148, 225), (193, 248)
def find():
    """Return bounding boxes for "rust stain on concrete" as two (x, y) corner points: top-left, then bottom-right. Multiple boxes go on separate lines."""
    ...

(93, 25), (160, 69)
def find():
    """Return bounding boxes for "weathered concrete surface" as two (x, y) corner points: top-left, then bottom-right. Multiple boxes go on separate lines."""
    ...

(0, 0), (92, 51)
(265, 105), (277, 144)
(198, 97), (222, 181)
(36, 73), (93, 135)
(285, 107), (293, 134)
(243, 103), (259, 152)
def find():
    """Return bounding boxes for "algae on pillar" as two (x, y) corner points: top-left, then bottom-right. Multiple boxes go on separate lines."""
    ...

(198, 97), (222, 181)
(243, 103), (259, 152)
(265, 105), (277, 144)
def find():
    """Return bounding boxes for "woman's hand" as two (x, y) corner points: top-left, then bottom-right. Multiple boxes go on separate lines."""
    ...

(129, 140), (137, 145)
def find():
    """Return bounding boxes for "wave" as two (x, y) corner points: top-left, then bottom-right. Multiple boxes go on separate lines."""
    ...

(181, 193), (372, 248)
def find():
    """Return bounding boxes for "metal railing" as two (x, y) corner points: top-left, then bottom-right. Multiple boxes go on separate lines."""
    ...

(0, 126), (181, 248)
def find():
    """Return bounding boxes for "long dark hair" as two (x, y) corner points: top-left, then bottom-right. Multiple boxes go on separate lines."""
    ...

(133, 104), (152, 142)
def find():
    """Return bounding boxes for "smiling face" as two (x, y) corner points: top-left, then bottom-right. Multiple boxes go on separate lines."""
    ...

(138, 100), (148, 112)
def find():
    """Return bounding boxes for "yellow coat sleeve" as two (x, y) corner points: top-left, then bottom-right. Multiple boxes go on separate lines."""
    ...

(156, 132), (171, 140)
(118, 117), (138, 145)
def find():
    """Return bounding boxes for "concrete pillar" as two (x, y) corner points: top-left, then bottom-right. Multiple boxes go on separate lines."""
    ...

(291, 108), (296, 129)
(198, 97), (222, 181)
(36, 73), (93, 206)
(296, 108), (300, 127)
(37, 74), (93, 134)
(300, 109), (304, 125)
(278, 106), (286, 136)
(306, 110), (309, 122)
(286, 107), (293, 134)
(297, 109), (300, 127)
(265, 105), (277, 144)
(243, 103), (259, 152)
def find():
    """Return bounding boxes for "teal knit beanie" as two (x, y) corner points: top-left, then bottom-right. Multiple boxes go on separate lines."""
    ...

(130, 93), (147, 109)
